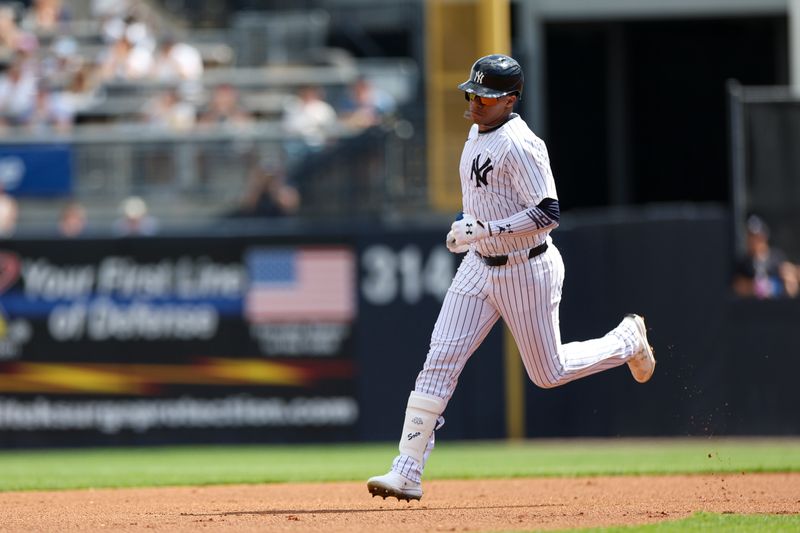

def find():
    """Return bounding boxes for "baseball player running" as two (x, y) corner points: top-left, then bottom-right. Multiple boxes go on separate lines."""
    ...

(367, 54), (655, 502)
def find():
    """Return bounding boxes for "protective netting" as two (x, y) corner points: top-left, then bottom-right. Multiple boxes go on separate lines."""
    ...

(743, 100), (800, 261)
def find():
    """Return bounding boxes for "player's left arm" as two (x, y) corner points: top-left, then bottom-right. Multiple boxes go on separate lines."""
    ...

(482, 198), (560, 238)
(450, 200), (558, 244)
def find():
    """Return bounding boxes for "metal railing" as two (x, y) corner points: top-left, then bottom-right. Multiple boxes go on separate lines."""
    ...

(0, 118), (427, 232)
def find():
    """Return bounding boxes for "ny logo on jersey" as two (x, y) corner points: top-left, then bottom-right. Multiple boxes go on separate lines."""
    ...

(474, 71), (485, 84)
(471, 154), (493, 187)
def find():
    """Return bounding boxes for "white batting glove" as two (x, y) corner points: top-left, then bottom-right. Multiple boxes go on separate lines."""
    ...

(446, 230), (470, 253)
(450, 213), (489, 247)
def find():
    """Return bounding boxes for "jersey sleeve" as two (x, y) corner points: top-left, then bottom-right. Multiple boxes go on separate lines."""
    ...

(508, 133), (558, 204)
(485, 133), (560, 238)
(484, 198), (559, 238)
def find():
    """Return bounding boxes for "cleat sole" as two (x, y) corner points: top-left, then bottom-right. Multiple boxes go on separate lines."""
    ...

(367, 482), (421, 502)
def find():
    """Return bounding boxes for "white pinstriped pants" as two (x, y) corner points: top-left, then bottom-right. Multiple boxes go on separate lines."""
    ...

(393, 243), (640, 482)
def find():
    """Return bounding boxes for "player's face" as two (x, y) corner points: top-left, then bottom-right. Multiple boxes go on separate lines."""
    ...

(465, 93), (516, 131)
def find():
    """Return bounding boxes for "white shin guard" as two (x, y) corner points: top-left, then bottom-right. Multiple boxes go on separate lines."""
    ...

(397, 391), (446, 464)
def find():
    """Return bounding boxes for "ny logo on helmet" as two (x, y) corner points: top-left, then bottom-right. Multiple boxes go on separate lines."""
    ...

(474, 71), (485, 84)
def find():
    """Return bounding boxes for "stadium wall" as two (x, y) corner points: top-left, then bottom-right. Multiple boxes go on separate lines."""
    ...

(0, 206), (796, 447)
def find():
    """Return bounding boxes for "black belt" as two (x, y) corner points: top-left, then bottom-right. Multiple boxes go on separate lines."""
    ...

(477, 242), (548, 267)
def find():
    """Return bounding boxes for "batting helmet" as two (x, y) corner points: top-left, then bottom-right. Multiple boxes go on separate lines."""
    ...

(458, 54), (524, 99)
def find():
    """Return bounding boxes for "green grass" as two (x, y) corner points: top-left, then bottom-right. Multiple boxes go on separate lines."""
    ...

(536, 512), (800, 532)
(0, 437), (797, 492)
(432, 438), (800, 478)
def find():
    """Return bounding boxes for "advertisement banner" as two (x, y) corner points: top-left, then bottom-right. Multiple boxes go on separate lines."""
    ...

(0, 145), (73, 197)
(0, 237), (359, 447)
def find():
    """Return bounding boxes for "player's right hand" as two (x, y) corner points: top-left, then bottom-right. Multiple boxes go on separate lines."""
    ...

(450, 213), (489, 247)
(446, 230), (469, 254)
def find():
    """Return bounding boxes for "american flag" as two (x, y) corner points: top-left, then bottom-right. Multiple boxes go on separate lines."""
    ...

(244, 247), (356, 323)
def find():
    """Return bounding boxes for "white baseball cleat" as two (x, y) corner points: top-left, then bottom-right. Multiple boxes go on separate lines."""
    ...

(624, 313), (656, 383)
(367, 471), (423, 502)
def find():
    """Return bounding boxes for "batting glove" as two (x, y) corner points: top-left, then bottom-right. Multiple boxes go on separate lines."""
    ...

(446, 229), (470, 253)
(450, 213), (489, 247)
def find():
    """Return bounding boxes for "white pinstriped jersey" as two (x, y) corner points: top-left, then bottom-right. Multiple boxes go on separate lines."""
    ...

(460, 114), (557, 256)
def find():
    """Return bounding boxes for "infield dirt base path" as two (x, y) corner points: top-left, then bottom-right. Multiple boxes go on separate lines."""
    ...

(3, 473), (799, 532)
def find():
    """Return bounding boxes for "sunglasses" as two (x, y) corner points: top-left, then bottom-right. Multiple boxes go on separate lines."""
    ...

(464, 92), (504, 106)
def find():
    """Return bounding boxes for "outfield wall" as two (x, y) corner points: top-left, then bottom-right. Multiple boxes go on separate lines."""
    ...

(524, 211), (800, 438)
(0, 206), (797, 447)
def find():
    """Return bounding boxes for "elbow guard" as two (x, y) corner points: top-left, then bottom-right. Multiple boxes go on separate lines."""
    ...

(524, 198), (560, 230)
(537, 198), (560, 223)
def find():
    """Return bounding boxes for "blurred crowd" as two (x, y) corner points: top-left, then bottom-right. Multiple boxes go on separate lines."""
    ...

(0, 0), (216, 133)
(732, 215), (800, 300)
(0, 0), (397, 137)
(0, 0), (179, 133)
(0, 0), (402, 236)
(0, 187), (160, 238)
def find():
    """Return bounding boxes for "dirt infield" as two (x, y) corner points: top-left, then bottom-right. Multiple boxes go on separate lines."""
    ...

(3, 473), (799, 532)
